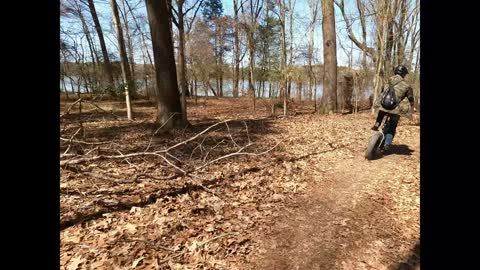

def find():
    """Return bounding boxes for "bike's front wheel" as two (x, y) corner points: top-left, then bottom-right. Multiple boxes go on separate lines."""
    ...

(365, 132), (384, 160)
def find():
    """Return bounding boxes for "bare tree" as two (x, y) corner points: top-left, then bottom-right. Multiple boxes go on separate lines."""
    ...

(110, 0), (134, 119)
(277, 0), (288, 115)
(86, 0), (115, 90)
(405, 0), (419, 71)
(335, 0), (376, 62)
(145, 0), (184, 127)
(286, 0), (296, 98)
(170, 0), (204, 122)
(241, 0), (264, 111)
(307, 0), (319, 102)
(120, 0), (136, 83)
(232, 0), (241, 97)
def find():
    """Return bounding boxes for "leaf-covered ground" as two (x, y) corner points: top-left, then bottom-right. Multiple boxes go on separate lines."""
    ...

(60, 97), (419, 270)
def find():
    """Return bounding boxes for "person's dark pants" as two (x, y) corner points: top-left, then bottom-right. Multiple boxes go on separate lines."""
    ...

(373, 110), (388, 128)
(383, 113), (400, 146)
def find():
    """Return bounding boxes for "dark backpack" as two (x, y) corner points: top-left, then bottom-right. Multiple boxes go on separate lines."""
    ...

(380, 83), (399, 110)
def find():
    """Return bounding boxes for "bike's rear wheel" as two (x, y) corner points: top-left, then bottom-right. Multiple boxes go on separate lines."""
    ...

(365, 132), (384, 160)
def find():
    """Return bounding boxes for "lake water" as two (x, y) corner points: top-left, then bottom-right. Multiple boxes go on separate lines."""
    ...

(60, 78), (373, 99)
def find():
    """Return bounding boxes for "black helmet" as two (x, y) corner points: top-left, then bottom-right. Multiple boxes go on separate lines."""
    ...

(394, 65), (409, 77)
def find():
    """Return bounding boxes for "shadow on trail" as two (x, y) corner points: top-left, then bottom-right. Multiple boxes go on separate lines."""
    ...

(386, 144), (415, 156)
(61, 111), (151, 124)
(369, 144), (415, 160)
(393, 241), (420, 270)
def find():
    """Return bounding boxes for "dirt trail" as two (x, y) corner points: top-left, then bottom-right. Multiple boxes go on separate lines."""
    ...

(249, 117), (420, 270)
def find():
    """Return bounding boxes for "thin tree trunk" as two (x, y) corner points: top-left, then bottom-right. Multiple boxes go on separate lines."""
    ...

(124, 0), (154, 66)
(297, 80), (302, 101)
(194, 77), (198, 105)
(218, 20), (224, 97)
(176, 0), (188, 122)
(287, 0), (296, 100)
(279, 0), (287, 115)
(308, 17), (315, 101)
(110, 0), (133, 120)
(248, 45), (256, 110)
(77, 7), (99, 65)
(120, 0), (136, 86)
(396, 0), (407, 65)
(233, 0), (240, 97)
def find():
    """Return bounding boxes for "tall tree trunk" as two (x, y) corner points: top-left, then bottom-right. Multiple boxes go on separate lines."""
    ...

(176, 0), (188, 122)
(356, 0), (368, 108)
(110, 0), (133, 120)
(194, 76), (198, 105)
(287, 0), (296, 100)
(218, 20), (224, 97)
(233, 0), (240, 97)
(384, 0), (398, 77)
(297, 80), (302, 101)
(145, 0), (184, 126)
(262, 80), (266, 98)
(248, 44), (256, 110)
(77, 7), (99, 65)
(268, 79), (272, 98)
(320, 0), (337, 114)
(396, 0), (407, 66)
(120, 0), (136, 87)
(279, 0), (287, 115)
(308, 0), (318, 101)
(125, 0), (154, 66)
(407, 0), (420, 71)
(372, 0), (390, 114)
(142, 55), (149, 98)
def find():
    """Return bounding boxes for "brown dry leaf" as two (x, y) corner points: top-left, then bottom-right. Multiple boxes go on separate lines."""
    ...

(66, 255), (84, 270)
(125, 223), (137, 234)
(130, 206), (142, 214)
(60, 253), (73, 268)
(90, 260), (104, 268)
(63, 234), (81, 244)
(97, 234), (108, 247)
(204, 223), (215, 232)
(131, 256), (145, 268)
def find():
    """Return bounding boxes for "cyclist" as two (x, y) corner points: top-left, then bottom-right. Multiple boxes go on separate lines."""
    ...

(371, 65), (416, 152)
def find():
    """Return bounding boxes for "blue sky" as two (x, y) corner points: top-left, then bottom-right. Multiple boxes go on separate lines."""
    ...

(61, 0), (419, 68)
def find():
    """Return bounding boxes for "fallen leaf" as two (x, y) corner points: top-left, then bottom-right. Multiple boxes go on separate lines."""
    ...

(131, 256), (145, 268)
(66, 256), (84, 270)
(205, 224), (215, 232)
(125, 223), (137, 234)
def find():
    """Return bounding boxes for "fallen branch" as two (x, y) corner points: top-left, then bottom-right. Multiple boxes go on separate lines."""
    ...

(60, 98), (82, 118)
(83, 100), (121, 119)
(165, 120), (231, 152)
(195, 140), (282, 171)
(60, 120), (281, 180)
(60, 137), (114, 145)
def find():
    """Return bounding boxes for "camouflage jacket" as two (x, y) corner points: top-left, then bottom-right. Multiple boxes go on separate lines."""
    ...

(376, 75), (415, 115)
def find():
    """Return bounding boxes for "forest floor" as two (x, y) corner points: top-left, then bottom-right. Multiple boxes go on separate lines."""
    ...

(60, 97), (420, 270)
